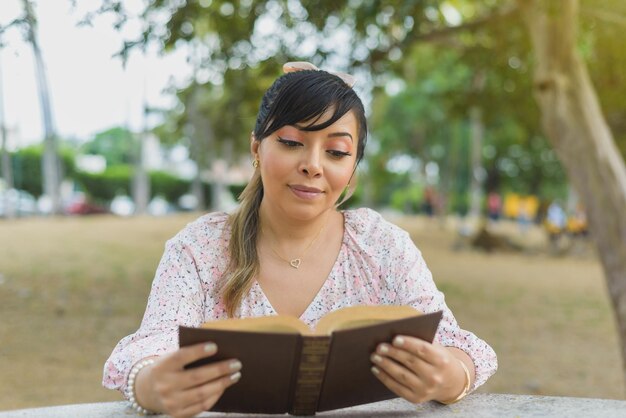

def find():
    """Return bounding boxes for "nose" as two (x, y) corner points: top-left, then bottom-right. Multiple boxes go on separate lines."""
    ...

(299, 149), (323, 178)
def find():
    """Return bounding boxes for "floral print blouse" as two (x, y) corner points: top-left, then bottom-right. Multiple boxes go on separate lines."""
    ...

(103, 208), (497, 394)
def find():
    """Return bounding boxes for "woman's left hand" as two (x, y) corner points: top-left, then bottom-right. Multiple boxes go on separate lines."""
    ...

(370, 335), (468, 404)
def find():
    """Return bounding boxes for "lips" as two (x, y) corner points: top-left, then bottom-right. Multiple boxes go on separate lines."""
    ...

(289, 185), (324, 200)
(291, 185), (323, 193)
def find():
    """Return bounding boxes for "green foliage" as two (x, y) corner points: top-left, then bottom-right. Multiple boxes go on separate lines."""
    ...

(75, 166), (193, 204)
(150, 65), (283, 191)
(581, 0), (626, 159)
(149, 171), (191, 203)
(74, 165), (133, 201)
(73, 164), (256, 209)
(10, 145), (75, 197)
(369, 14), (569, 207)
(228, 184), (246, 201)
(80, 127), (137, 166)
(390, 183), (423, 214)
(98, 0), (623, 211)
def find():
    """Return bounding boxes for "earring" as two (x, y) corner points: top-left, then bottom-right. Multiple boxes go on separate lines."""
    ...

(252, 159), (259, 169)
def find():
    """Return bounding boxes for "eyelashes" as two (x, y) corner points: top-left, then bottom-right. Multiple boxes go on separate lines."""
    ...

(277, 137), (302, 148)
(277, 137), (352, 158)
(327, 150), (352, 158)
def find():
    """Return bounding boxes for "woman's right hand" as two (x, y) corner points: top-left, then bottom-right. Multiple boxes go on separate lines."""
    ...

(134, 342), (242, 418)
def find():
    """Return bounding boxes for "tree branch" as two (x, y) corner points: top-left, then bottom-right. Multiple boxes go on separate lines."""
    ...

(362, 2), (520, 71)
(581, 6), (626, 27)
(401, 2), (519, 46)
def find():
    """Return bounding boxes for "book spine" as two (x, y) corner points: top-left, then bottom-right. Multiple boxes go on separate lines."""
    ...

(289, 336), (331, 416)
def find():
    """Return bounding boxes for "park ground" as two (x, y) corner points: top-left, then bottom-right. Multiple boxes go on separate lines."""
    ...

(0, 213), (623, 410)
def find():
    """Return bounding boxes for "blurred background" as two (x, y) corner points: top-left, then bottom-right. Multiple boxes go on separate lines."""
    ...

(1, 0), (625, 411)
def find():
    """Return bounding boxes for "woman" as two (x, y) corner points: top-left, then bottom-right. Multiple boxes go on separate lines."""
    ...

(103, 64), (497, 418)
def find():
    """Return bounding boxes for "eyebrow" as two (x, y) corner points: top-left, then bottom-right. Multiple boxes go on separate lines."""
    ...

(289, 125), (354, 142)
(328, 132), (353, 141)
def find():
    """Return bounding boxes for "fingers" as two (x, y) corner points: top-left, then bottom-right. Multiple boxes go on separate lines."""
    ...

(371, 337), (455, 404)
(161, 342), (218, 371)
(392, 336), (451, 369)
(376, 342), (431, 375)
(150, 343), (243, 416)
(371, 363), (430, 404)
(170, 371), (242, 418)
(180, 358), (242, 390)
(380, 337), (451, 388)
(370, 350), (423, 389)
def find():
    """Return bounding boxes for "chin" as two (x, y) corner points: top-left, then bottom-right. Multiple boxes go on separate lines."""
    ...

(283, 202), (331, 221)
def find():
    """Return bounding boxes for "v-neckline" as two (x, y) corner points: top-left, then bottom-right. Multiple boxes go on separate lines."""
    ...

(254, 211), (349, 322)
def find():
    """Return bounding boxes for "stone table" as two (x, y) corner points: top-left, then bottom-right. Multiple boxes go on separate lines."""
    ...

(1, 394), (625, 417)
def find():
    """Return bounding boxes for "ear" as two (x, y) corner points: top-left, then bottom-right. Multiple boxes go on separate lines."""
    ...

(250, 132), (260, 158)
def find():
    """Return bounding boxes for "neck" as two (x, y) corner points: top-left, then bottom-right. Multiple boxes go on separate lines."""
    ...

(259, 200), (333, 244)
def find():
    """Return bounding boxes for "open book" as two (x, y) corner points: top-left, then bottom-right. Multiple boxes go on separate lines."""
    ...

(179, 306), (442, 415)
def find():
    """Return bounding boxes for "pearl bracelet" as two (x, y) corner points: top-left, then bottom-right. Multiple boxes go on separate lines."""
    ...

(126, 358), (157, 415)
(439, 359), (472, 405)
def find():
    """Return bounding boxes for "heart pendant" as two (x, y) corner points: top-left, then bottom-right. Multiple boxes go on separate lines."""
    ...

(290, 259), (301, 269)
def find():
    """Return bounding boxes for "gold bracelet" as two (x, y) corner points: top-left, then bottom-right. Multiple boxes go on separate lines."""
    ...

(439, 359), (472, 405)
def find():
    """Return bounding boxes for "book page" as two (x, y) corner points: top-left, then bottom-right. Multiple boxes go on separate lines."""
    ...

(314, 305), (422, 335)
(201, 315), (311, 334)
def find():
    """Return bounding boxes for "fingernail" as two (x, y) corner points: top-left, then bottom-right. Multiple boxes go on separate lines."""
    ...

(229, 360), (242, 371)
(204, 343), (217, 353)
(230, 371), (241, 381)
(378, 344), (389, 354)
(371, 354), (383, 364)
(371, 366), (380, 375)
(393, 336), (405, 347)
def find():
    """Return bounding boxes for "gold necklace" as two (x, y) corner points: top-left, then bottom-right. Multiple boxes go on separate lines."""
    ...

(264, 222), (326, 269)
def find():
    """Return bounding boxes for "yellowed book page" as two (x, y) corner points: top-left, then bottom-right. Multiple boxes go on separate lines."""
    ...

(201, 315), (311, 335)
(313, 305), (422, 335)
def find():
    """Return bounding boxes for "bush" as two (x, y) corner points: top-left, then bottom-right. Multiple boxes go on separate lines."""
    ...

(75, 165), (133, 202)
(74, 165), (261, 209)
(75, 166), (194, 205)
(228, 184), (246, 201)
(150, 171), (191, 203)
(9, 145), (75, 197)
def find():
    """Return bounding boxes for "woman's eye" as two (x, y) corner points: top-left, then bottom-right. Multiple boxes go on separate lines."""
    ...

(327, 150), (352, 158)
(277, 137), (302, 147)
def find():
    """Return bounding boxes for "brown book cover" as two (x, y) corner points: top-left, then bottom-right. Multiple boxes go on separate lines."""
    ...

(179, 306), (443, 415)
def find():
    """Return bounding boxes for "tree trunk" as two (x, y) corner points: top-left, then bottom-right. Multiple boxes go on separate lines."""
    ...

(22, 0), (61, 214)
(437, 122), (457, 225)
(468, 106), (484, 220)
(520, 0), (626, 384)
(132, 130), (150, 215)
(186, 83), (211, 211)
(0, 56), (15, 218)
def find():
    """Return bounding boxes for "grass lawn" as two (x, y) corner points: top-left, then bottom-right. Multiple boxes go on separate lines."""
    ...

(0, 213), (623, 410)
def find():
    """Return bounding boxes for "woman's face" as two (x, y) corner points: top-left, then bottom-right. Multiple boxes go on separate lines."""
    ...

(253, 109), (359, 221)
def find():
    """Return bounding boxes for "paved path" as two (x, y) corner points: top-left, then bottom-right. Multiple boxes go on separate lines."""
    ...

(1, 394), (625, 417)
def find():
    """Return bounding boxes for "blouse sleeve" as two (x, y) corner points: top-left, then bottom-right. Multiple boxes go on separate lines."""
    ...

(392, 235), (498, 391)
(102, 238), (206, 395)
